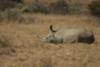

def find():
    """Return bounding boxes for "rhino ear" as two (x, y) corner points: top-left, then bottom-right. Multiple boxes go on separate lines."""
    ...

(49, 25), (57, 33)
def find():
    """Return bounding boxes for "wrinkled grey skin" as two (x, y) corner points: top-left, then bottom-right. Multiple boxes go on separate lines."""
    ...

(43, 25), (95, 44)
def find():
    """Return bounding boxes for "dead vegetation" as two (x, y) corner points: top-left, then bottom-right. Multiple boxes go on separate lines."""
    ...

(0, 9), (35, 23)
(0, 34), (16, 56)
(0, 14), (99, 67)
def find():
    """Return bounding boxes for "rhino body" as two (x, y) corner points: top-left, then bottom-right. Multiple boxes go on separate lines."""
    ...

(43, 25), (95, 44)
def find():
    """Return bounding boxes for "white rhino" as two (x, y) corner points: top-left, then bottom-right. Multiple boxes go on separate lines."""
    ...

(43, 25), (95, 44)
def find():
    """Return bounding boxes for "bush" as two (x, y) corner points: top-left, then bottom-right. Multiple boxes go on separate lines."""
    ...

(88, 0), (100, 17)
(0, 9), (21, 22)
(21, 0), (68, 14)
(49, 0), (68, 14)
(68, 4), (84, 14)
(0, 9), (35, 23)
(0, 0), (23, 10)
(11, 0), (23, 3)
(21, 2), (49, 14)
(31, 2), (49, 14)
(1, 9), (22, 22)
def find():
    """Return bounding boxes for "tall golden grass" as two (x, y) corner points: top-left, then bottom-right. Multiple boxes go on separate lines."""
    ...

(0, 14), (99, 67)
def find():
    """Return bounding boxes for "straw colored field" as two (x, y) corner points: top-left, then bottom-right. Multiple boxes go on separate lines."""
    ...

(0, 14), (100, 67)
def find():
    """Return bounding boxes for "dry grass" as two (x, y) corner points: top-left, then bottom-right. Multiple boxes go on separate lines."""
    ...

(0, 14), (100, 67)
(0, 9), (35, 24)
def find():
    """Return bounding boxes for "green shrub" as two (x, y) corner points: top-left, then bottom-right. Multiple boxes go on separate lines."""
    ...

(21, 2), (49, 14)
(88, 0), (100, 17)
(20, 5), (32, 12)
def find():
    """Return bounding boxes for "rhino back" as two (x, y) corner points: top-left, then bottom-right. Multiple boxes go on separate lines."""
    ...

(55, 28), (87, 43)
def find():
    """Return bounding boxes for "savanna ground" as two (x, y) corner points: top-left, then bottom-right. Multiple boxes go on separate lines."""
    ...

(0, 14), (100, 67)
